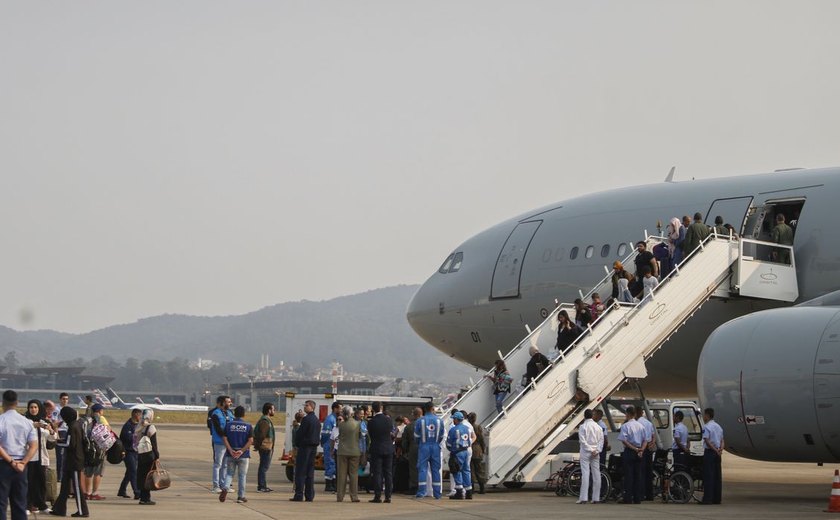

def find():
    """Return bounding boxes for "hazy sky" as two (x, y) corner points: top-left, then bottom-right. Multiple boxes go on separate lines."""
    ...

(2, 1), (839, 333)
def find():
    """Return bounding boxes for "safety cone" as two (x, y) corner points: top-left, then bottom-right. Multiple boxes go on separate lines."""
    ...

(826, 469), (840, 513)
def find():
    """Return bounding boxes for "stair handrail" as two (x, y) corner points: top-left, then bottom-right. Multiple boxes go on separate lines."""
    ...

(485, 231), (738, 431)
(443, 233), (662, 417)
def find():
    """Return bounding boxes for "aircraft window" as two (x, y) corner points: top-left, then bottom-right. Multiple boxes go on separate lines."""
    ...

(570, 247), (579, 260)
(600, 244), (610, 258)
(585, 246), (594, 259)
(449, 252), (464, 273)
(438, 254), (454, 274)
(617, 243), (628, 257)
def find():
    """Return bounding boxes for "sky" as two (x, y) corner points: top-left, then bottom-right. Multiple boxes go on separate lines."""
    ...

(2, 1), (840, 333)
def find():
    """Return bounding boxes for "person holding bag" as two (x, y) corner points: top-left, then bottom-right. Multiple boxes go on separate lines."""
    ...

(25, 399), (56, 514)
(135, 409), (161, 506)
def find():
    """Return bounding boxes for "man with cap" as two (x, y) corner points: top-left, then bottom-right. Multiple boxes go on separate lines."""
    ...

(446, 412), (472, 500)
(84, 403), (109, 500)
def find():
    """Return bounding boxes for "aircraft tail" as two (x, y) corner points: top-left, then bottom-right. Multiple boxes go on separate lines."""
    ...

(154, 397), (165, 405)
(106, 387), (128, 407)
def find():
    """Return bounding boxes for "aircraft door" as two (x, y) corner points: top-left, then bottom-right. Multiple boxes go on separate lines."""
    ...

(705, 196), (754, 235)
(491, 220), (541, 299)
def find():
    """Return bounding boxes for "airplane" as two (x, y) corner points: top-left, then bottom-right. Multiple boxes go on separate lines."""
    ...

(407, 166), (840, 464)
(106, 388), (208, 412)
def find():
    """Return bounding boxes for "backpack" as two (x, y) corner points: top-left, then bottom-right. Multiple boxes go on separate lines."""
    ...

(90, 422), (116, 452)
(106, 438), (125, 464)
(79, 417), (103, 466)
(207, 409), (215, 431)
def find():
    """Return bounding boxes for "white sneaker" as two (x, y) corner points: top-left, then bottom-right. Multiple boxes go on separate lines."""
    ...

(39, 508), (52, 514)
(211, 488), (222, 493)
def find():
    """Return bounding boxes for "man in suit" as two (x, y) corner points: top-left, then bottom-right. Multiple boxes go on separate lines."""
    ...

(401, 408), (422, 495)
(367, 402), (395, 503)
(290, 400), (320, 502)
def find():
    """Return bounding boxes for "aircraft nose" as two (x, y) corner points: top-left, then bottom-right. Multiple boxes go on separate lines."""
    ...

(406, 281), (437, 343)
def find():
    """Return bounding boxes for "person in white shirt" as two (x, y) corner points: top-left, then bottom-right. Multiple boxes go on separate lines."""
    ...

(642, 266), (659, 300)
(577, 409), (604, 504)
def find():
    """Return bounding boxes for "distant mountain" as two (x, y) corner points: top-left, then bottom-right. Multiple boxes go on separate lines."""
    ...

(0, 285), (470, 382)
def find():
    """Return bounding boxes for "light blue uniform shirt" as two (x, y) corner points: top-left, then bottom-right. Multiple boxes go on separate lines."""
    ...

(702, 419), (724, 450)
(672, 422), (689, 450)
(0, 410), (37, 459)
(617, 418), (646, 448)
(637, 416), (655, 442)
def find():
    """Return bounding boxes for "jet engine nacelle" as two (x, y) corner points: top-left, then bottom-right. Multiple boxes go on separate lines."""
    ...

(698, 306), (840, 463)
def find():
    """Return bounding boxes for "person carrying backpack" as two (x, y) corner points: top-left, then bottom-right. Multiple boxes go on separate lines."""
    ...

(83, 404), (109, 500)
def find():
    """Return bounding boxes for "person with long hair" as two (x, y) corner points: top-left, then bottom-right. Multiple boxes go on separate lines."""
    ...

(50, 406), (88, 517)
(556, 310), (584, 353)
(24, 399), (55, 513)
(484, 360), (512, 413)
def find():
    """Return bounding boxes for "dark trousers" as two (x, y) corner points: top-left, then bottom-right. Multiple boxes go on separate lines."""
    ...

(702, 449), (722, 504)
(118, 451), (139, 497)
(294, 445), (316, 501)
(621, 448), (643, 503)
(370, 452), (393, 499)
(257, 449), (272, 490)
(26, 461), (47, 511)
(0, 460), (28, 520)
(52, 469), (88, 517)
(599, 448), (607, 468)
(55, 447), (65, 481)
(642, 449), (654, 500)
(672, 449), (687, 469)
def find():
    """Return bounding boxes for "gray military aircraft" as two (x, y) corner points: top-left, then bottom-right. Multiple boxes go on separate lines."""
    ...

(407, 166), (839, 463)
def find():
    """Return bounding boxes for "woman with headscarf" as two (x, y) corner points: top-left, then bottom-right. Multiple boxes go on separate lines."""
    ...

(135, 408), (160, 505)
(24, 399), (55, 513)
(668, 217), (686, 268)
(51, 406), (89, 517)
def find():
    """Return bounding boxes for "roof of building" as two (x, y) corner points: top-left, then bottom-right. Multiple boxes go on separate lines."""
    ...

(225, 380), (384, 391)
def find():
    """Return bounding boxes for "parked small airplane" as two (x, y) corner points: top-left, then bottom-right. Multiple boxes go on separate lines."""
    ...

(106, 388), (207, 412)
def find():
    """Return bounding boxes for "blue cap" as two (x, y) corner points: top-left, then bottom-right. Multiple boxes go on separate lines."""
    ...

(452, 411), (464, 420)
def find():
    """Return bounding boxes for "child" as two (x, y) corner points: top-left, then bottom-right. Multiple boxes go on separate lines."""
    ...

(642, 266), (659, 300)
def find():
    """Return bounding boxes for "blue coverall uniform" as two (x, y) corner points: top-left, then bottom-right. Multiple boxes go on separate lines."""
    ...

(415, 412), (444, 498)
(320, 412), (337, 483)
(446, 422), (472, 495)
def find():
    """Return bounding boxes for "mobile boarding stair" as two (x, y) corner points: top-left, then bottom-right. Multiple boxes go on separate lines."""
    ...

(442, 232), (798, 486)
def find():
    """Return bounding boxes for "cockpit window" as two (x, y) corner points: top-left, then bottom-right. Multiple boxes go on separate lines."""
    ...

(439, 254), (454, 274)
(450, 252), (464, 273)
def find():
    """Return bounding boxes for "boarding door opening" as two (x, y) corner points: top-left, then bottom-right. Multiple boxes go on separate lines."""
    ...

(744, 197), (806, 242)
(491, 220), (541, 299)
(705, 196), (754, 236)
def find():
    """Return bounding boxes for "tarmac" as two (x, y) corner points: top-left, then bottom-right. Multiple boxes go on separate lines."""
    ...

(40, 424), (838, 520)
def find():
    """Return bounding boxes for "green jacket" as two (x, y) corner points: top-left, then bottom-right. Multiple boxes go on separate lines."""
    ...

(337, 418), (361, 457)
(254, 415), (275, 451)
(683, 221), (711, 257)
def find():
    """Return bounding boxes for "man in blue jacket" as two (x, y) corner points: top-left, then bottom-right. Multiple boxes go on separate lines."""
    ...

(414, 401), (444, 499)
(117, 407), (142, 499)
(209, 395), (233, 493)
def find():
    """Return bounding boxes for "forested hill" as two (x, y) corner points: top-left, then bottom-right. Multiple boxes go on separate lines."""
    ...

(0, 285), (469, 383)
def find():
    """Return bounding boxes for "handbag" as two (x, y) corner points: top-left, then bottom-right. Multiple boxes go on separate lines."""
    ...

(137, 426), (153, 454)
(144, 459), (171, 491)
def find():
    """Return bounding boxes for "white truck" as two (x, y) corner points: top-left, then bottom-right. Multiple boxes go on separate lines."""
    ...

(280, 393), (432, 481)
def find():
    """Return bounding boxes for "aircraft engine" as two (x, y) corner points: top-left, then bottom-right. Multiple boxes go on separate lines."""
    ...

(698, 306), (840, 463)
